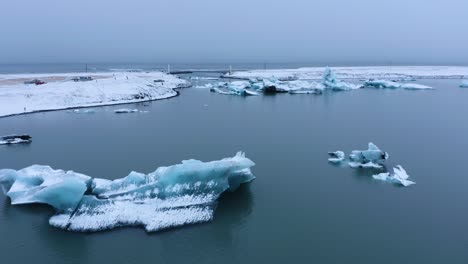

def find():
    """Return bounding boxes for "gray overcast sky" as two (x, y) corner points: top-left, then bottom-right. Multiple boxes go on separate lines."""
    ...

(1, 0), (467, 64)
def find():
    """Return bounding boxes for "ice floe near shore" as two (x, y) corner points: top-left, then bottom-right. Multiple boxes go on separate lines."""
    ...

(460, 80), (468, 88)
(226, 66), (468, 80)
(0, 71), (190, 117)
(364, 79), (433, 90)
(114, 108), (139, 114)
(0, 152), (256, 232)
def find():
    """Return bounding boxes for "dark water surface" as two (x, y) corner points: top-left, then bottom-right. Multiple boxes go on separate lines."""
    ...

(1, 79), (468, 263)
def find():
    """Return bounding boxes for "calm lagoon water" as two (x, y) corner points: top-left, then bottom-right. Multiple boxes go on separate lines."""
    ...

(1, 78), (468, 263)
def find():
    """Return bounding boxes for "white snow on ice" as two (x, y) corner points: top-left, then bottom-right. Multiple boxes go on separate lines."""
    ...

(226, 66), (468, 80)
(0, 71), (190, 117)
(373, 165), (415, 187)
(0, 152), (256, 232)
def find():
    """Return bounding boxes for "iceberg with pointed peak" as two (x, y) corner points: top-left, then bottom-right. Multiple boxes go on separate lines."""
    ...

(373, 165), (415, 187)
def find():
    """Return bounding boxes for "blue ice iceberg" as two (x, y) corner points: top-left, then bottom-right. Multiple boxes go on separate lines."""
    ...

(348, 143), (389, 169)
(460, 80), (468, 88)
(373, 165), (415, 187)
(0, 152), (256, 232)
(322, 67), (362, 91)
(0, 165), (91, 212)
(364, 79), (433, 90)
(210, 81), (259, 96)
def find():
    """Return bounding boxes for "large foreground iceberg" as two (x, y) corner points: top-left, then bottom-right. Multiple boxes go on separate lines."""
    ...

(0, 152), (256, 232)
(364, 79), (433, 90)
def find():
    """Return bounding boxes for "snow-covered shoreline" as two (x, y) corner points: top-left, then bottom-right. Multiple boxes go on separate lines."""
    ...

(225, 66), (468, 80)
(0, 71), (190, 118)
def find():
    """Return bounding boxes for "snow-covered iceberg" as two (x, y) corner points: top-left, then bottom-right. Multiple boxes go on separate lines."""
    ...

(0, 152), (255, 232)
(373, 165), (415, 187)
(364, 79), (433, 90)
(460, 80), (468, 88)
(0, 134), (32, 145)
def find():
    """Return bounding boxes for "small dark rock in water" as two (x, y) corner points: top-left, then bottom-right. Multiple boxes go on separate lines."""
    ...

(0, 134), (32, 145)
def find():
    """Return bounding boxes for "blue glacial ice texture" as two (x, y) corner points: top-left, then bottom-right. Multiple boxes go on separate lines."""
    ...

(0, 152), (256, 232)
(348, 143), (389, 169)
(460, 80), (468, 88)
(0, 165), (91, 212)
(322, 67), (362, 91)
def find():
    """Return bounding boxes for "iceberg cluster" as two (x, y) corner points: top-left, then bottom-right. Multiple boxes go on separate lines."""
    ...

(328, 143), (415, 187)
(460, 80), (468, 88)
(0, 134), (32, 145)
(0, 152), (256, 232)
(373, 166), (415, 187)
(211, 67), (361, 96)
(327, 143), (388, 168)
(364, 79), (433, 90)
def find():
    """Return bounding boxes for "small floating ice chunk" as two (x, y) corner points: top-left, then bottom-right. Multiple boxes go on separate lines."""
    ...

(328, 151), (345, 163)
(460, 80), (468, 88)
(0, 134), (32, 145)
(373, 165), (415, 187)
(114, 108), (139, 113)
(73, 109), (96, 114)
(364, 79), (432, 90)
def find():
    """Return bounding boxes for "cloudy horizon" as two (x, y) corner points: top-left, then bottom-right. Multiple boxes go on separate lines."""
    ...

(1, 0), (467, 65)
